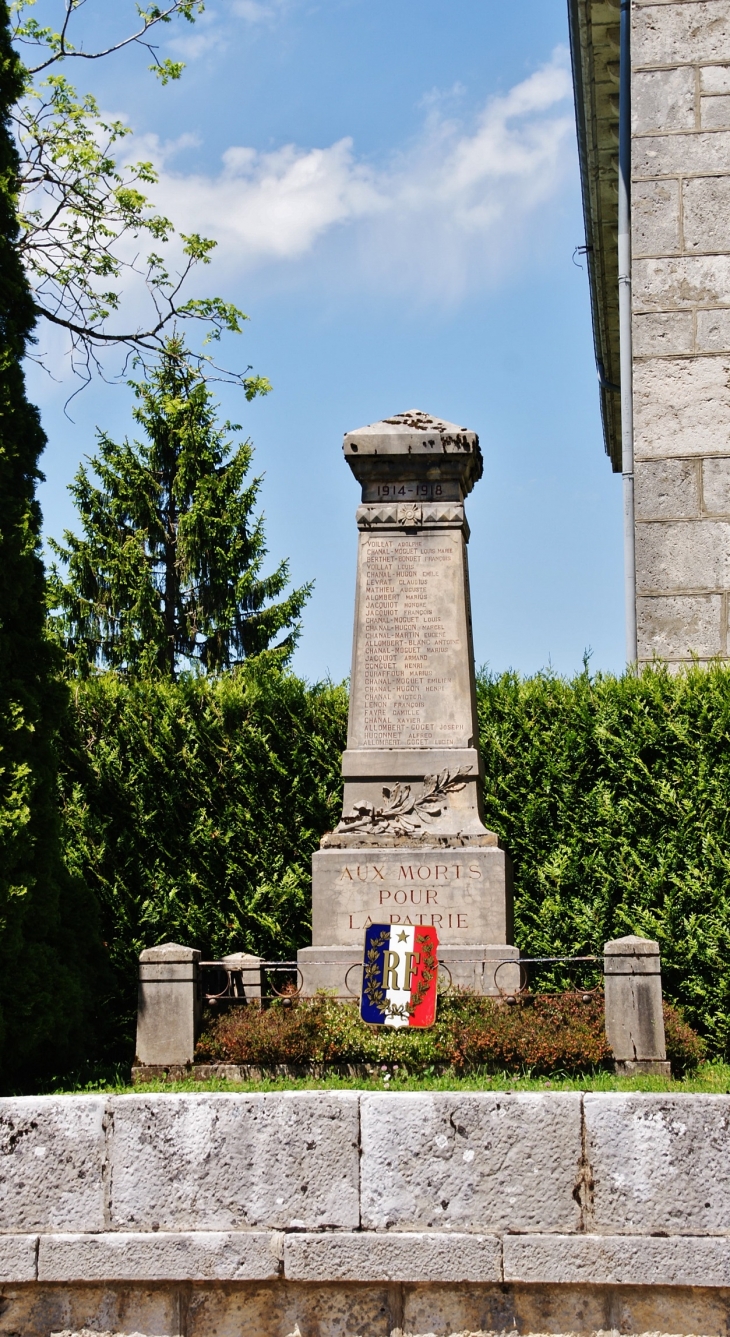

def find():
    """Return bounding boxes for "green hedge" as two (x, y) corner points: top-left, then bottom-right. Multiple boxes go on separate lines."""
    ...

(57, 659), (347, 1055)
(56, 661), (730, 1060)
(478, 665), (730, 1055)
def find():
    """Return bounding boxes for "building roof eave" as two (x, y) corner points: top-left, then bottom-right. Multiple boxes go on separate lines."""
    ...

(567, 0), (622, 472)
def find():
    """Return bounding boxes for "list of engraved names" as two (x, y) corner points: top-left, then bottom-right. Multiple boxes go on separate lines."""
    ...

(352, 531), (471, 749)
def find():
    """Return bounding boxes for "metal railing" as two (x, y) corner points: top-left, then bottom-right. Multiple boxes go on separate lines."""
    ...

(200, 954), (603, 1006)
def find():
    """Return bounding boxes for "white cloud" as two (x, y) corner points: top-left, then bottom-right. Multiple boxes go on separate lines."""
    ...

(154, 137), (384, 259)
(141, 49), (576, 303)
(167, 29), (227, 58)
(166, 5), (229, 59)
(229, 0), (293, 24)
(168, 0), (294, 55)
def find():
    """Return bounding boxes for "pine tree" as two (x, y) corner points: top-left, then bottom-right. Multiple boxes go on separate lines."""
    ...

(0, 2), (102, 1088)
(49, 339), (311, 678)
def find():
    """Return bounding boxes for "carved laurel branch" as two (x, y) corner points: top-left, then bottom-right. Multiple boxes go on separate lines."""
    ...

(409, 931), (438, 1013)
(337, 766), (472, 837)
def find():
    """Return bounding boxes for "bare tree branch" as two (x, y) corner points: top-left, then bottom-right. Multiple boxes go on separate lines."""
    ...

(12, 1), (204, 77)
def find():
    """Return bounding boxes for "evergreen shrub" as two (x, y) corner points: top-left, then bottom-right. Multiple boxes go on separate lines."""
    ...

(478, 664), (730, 1055)
(0, 3), (103, 1090)
(57, 659), (347, 1054)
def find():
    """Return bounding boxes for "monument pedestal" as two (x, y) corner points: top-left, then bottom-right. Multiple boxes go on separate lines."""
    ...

(301, 410), (519, 1001)
(298, 842), (518, 997)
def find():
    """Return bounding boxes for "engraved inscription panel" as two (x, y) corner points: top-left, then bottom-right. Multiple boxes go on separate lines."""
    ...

(349, 531), (471, 750)
(311, 849), (511, 946)
(339, 858), (479, 933)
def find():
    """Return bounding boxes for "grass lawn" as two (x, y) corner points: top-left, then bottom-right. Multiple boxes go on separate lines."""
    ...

(43, 1061), (730, 1096)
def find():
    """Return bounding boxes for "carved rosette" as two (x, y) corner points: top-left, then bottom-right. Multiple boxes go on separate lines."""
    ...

(356, 501), (467, 532)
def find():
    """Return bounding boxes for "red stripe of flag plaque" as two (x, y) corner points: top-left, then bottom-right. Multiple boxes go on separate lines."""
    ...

(360, 923), (439, 1027)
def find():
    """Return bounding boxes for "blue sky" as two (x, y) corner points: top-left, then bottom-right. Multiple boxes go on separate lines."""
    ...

(26, 0), (625, 684)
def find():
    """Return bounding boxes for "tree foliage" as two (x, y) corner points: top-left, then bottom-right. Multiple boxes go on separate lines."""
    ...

(0, 0), (103, 1091)
(48, 340), (310, 677)
(9, 1), (262, 384)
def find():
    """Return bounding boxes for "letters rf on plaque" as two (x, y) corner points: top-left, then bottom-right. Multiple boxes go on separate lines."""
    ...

(360, 922), (439, 1028)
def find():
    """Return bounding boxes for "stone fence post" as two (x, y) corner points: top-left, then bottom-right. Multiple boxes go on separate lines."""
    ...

(603, 935), (670, 1075)
(221, 952), (264, 1001)
(135, 942), (201, 1068)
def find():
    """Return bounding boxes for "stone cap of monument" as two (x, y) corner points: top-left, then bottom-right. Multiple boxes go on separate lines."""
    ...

(343, 409), (483, 492)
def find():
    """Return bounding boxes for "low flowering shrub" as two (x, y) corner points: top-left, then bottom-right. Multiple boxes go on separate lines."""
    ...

(448, 992), (610, 1074)
(195, 992), (704, 1076)
(197, 996), (343, 1067)
(663, 1002), (706, 1075)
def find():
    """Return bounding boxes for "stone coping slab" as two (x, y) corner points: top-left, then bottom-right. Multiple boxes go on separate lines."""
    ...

(585, 1092), (730, 1234)
(360, 1091), (583, 1233)
(503, 1234), (730, 1288)
(284, 1232), (502, 1283)
(0, 1096), (107, 1233)
(2, 1231), (730, 1287)
(0, 1233), (38, 1283)
(109, 1091), (360, 1232)
(37, 1232), (282, 1282)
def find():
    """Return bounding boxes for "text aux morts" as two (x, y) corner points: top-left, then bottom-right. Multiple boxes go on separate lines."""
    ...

(339, 860), (483, 931)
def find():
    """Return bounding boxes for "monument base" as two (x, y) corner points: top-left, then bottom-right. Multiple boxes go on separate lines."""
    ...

(310, 844), (513, 946)
(297, 944), (521, 999)
(301, 840), (517, 1003)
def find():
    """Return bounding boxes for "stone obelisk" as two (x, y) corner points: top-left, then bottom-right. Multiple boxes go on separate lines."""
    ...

(298, 410), (518, 996)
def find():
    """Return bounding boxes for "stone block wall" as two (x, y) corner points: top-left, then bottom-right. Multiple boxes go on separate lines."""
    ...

(633, 0), (730, 664)
(3, 1091), (730, 1335)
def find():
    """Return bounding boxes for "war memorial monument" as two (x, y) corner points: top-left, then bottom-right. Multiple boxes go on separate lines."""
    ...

(297, 409), (519, 997)
(134, 410), (666, 1073)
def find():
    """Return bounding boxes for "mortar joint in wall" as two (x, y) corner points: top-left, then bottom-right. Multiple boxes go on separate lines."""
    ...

(698, 454), (708, 519)
(356, 1093), (362, 1231)
(177, 1281), (191, 1337)
(387, 1280), (404, 1337)
(101, 1098), (114, 1232)
(270, 1229), (286, 1275)
(572, 1093), (594, 1233)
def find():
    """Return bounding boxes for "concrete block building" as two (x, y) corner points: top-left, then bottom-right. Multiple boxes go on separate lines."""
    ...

(569, 0), (730, 666)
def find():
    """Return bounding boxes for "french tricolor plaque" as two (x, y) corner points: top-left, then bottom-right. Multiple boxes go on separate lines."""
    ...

(360, 923), (439, 1028)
